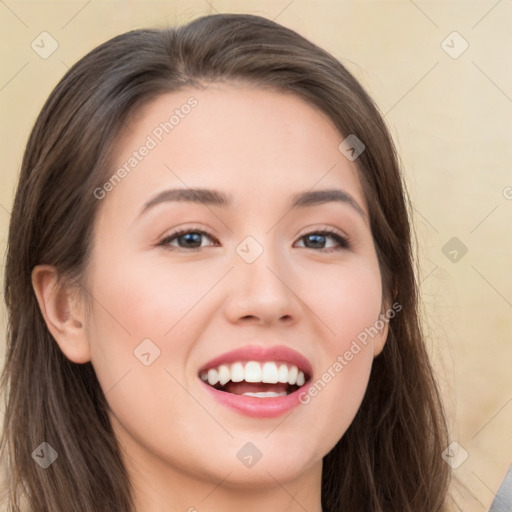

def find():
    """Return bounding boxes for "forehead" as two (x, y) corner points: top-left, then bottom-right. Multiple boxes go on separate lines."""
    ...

(99, 83), (367, 220)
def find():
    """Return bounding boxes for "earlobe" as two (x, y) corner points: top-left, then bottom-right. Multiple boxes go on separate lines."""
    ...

(373, 324), (388, 357)
(31, 265), (91, 364)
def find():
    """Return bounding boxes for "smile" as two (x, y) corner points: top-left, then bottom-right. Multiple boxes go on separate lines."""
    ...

(198, 345), (312, 418)
(200, 361), (307, 397)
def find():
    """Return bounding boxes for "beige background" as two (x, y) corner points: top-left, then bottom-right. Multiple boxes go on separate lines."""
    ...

(1, 1), (511, 510)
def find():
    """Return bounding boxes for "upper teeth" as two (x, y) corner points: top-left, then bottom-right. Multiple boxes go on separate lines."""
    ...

(200, 361), (306, 387)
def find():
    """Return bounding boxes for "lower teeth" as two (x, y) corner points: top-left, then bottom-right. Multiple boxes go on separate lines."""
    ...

(242, 391), (288, 398)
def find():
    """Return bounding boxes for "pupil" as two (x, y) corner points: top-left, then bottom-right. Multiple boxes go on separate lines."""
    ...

(307, 234), (325, 248)
(180, 233), (201, 247)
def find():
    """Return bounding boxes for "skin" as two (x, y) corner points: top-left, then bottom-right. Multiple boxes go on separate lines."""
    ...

(32, 83), (388, 512)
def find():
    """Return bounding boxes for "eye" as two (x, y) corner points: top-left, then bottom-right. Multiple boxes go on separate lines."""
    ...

(157, 226), (351, 253)
(158, 228), (219, 251)
(295, 229), (351, 253)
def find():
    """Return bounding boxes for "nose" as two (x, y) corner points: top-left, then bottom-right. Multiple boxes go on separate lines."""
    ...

(223, 239), (302, 326)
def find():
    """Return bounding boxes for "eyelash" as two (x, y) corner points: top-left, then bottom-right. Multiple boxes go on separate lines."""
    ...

(157, 226), (351, 253)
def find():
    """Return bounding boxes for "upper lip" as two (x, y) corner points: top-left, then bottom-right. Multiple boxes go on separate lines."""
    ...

(198, 344), (313, 378)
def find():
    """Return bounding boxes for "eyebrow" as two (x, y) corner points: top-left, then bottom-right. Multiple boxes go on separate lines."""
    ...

(139, 187), (366, 218)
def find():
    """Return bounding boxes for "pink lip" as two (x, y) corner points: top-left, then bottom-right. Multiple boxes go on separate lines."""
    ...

(198, 344), (313, 418)
(198, 344), (313, 376)
(200, 380), (312, 418)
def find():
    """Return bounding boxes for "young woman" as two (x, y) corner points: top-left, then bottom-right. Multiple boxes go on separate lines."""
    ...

(0, 13), (451, 511)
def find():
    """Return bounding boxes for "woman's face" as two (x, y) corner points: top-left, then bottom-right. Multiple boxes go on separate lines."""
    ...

(83, 83), (387, 493)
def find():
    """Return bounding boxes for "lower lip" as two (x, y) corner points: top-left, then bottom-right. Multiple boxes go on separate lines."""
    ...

(200, 380), (311, 418)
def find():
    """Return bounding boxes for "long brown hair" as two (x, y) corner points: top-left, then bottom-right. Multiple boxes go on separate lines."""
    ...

(1, 13), (451, 511)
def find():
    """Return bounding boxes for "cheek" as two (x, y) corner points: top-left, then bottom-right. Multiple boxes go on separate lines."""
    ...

(298, 256), (384, 344)
(303, 348), (374, 456)
(293, 256), (385, 447)
(86, 252), (206, 344)
(296, 321), (378, 460)
(83, 259), (210, 460)
(84, 251), (221, 395)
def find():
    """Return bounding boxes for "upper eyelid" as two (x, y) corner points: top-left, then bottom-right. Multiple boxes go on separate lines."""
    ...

(159, 225), (349, 246)
(159, 226), (218, 243)
(160, 224), (347, 237)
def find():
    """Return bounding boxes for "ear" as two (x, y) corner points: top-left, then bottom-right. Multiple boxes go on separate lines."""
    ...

(31, 265), (91, 363)
(373, 301), (391, 358)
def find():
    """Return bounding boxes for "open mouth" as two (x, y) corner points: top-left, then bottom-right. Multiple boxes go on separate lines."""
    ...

(199, 361), (310, 398)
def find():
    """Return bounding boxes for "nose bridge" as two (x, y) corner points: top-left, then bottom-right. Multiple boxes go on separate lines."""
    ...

(226, 230), (299, 323)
